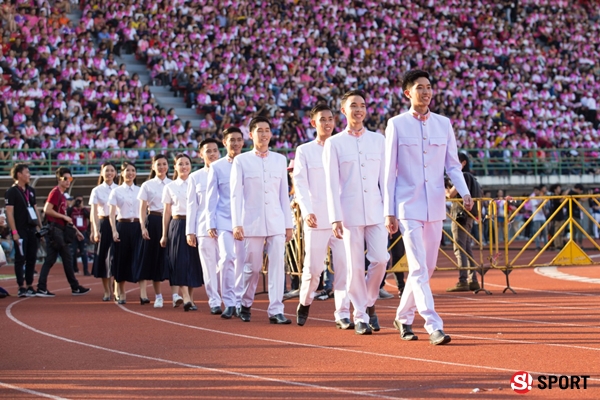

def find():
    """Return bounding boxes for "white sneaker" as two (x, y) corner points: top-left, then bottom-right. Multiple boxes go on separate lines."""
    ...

(172, 294), (183, 308)
(154, 297), (163, 308)
(378, 288), (394, 300)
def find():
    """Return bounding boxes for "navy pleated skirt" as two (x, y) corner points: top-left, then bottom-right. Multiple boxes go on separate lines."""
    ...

(167, 218), (203, 287)
(112, 221), (142, 283)
(92, 218), (113, 279)
(137, 214), (168, 282)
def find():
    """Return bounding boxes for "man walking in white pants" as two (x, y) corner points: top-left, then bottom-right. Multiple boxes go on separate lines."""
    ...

(205, 127), (246, 319)
(384, 69), (472, 345)
(231, 116), (293, 324)
(293, 104), (351, 329)
(186, 139), (222, 314)
(323, 90), (389, 335)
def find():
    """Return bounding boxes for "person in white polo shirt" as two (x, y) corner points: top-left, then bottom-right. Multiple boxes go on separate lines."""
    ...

(231, 116), (293, 324)
(293, 104), (351, 329)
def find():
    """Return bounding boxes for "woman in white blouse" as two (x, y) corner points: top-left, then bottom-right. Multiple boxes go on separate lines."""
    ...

(138, 154), (172, 308)
(108, 162), (142, 304)
(160, 154), (203, 311)
(89, 162), (118, 301)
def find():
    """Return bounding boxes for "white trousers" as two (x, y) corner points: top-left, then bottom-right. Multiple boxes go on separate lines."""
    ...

(343, 223), (388, 323)
(396, 219), (444, 334)
(197, 236), (221, 308)
(241, 235), (285, 316)
(218, 230), (245, 308)
(298, 227), (350, 320)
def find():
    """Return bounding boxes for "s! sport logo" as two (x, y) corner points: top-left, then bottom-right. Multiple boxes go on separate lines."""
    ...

(510, 371), (590, 394)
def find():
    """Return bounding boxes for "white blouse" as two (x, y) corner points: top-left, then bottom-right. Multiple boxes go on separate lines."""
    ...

(138, 176), (172, 213)
(89, 182), (118, 217)
(162, 177), (189, 216)
(108, 183), (141, 219)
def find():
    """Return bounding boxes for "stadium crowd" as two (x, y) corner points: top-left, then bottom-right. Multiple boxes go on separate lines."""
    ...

(1, 0), (600, 169)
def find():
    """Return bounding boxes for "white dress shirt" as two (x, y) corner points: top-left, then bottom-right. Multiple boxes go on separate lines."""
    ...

(186, 167), (210, 236)
(205, 156), (234, 232)
(162, 178), (190, 216)
(384, 111), (469, 222)
(108, 183), (141, 219)
(323, 129), (385, 227)
(138, 176), (172, 213)
(292, 140), (328, 230)
(231, 151), (293, 237)
(89, 182), (119, 217)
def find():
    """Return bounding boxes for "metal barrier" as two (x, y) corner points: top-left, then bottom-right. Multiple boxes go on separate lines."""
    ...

(283, 195), (600, 296)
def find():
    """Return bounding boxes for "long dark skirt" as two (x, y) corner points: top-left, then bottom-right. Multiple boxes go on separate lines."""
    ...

(112, 221), (142, 283)
(137, 214), (168, 282)
(167, 219), (203, 287)
(92, 218), (113, 279)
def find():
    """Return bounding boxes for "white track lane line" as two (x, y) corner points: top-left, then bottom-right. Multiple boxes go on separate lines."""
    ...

(0, 381), (70, 400)
(534, 266), (600, 284)
(5, 297), (406, 400)
(114, 302), (600, 381)
(435, 293), (600, 312)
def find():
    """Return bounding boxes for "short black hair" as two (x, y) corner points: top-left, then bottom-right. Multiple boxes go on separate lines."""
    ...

(249, 116), (272, 132)
(11, 163), (29, 181)
(340, 89), (366, 106)
(309, 104), (333, 119)
(222, 126), (243, 139)
(574, 183), (584, 191)
(458, 152), (471, 173)
(199, 138), (220, 150)
(56, 167), (71, 179)
(402, 69), (431, 92)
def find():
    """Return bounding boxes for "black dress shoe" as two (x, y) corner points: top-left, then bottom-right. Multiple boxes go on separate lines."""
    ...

(354, 321), (372, 335)
(221, 306), (235, 319)
(269, 313), (292, 324)
(117, 299), (126, 305)
(239, 306), (251, 322)
(140, 298), (150, 305)
(190, 304), (198, 311)
(335, 318), (355, 330)
(102, 295), (110, 302)
(429, 329), (451, 345)
(393, 320), (418, 341)
(210, 306), (223, 315)
(296, 303), (310, 326)
(183, 302), (193, 312)
(366, 306), (380, 332)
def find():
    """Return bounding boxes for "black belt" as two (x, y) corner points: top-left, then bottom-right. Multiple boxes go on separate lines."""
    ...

(118, 218), (140, 223)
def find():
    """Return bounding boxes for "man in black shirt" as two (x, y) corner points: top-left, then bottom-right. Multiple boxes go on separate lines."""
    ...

(4, 164), (42, 297)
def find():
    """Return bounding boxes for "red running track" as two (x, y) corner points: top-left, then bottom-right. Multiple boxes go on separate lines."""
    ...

(0, 262), (599, 399)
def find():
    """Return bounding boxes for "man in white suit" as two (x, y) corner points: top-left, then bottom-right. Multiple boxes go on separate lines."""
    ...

(186, 138), (222, 314)
(384, 69), (473, 345)
(205, 127), (246, 319)
(231, 116), (293, 324)
(323, 90), (389, 335)
(293, 104), (351, 328)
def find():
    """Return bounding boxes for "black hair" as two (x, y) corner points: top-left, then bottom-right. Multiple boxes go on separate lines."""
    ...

(458, 152), (471, 173)
(249, 116), (272, 132)
(118, 161), (137, 185)
(148, 154), (169, 180)
(340, 89), (366, 106)
(198, 138), (220, 150)
(309, 104), (333, 119)
(172, 153), (192, 180)
(222, 126), (243, 140)
(56, 167), (71, 180)
(401, 69), (431, 92)
(11, 163), (29, 181)
(97, 161), (117, 185)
